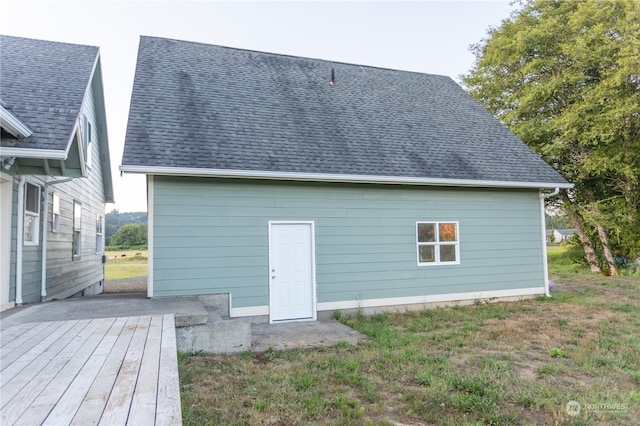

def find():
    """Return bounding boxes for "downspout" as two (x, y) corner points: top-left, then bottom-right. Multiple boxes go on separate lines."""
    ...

(40, 178), (74, 301)
(540, 188), (560, 297)
(16, 177), (26, 306)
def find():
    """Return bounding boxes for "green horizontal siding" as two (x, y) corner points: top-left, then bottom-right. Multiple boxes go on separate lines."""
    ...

(152, 177), (544, 308)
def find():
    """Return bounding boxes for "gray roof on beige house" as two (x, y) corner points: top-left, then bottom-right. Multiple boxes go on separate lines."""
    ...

(121, 36), (571, 189)
(0, 35), (114, 201)
(1, 35), (97, 152)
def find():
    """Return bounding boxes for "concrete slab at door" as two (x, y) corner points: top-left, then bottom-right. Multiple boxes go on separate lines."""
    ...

(268, 222), (316, 323)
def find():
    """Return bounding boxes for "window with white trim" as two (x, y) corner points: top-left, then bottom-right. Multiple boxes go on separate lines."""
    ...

(73, 201), (82, 258)
(52, 193), (60, 233)
(417, 222), (460, 265)
(96, 214), (104, 254)
(24, 182), (40, 245)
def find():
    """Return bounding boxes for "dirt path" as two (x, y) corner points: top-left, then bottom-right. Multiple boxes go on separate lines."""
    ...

(104, 277), (147, 293)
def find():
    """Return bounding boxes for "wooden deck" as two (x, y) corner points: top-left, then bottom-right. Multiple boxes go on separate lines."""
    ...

(0, 315), (182, 425)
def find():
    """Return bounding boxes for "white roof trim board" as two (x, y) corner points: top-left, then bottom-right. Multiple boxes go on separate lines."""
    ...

(0, 105), (33, 138)
(120, 165), (573, 189)
(0, 147), (66, 159)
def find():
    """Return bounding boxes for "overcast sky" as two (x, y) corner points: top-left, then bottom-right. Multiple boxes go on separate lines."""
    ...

(3, 1), (515, 212)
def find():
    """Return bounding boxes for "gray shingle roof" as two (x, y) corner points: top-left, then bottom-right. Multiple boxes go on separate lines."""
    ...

(122, 36), (569, 187)
(0, 35), (98, 151)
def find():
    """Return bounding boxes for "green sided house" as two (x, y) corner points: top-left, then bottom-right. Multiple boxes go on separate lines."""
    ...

(121, 36), (571, 323)
(0, 35), (114, 309)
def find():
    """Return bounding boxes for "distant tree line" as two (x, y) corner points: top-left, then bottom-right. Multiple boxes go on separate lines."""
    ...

(106, 210), (148, 247)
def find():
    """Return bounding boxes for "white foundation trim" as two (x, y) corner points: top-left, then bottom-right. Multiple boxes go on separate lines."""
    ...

(231, 305), (269, 317)
(317, 287), (545, 311)
(229, 287), (544, 318)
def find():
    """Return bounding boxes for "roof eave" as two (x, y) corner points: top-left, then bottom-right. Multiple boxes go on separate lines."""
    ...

(0, 105), (33, 138)
(0, 147), (67, 159)
(119, 165), (573, 190)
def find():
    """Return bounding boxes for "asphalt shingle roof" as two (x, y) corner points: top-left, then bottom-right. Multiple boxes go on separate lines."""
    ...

(0, 35), (98, 151)
(122, 36), (569, 186)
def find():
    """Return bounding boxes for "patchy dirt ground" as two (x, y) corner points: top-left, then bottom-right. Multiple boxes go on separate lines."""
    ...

(104, 277), (147, 293)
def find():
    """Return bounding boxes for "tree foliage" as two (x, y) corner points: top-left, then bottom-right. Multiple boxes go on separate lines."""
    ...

(105, 210), (147, 245)
(109, 223), (148, 248)
(464, 0), (640, 273)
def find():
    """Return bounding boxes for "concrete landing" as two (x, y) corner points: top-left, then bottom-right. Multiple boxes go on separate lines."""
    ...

(0, 293), (207, 331)
(251, 320), (367, 352)
(1, 294), (368, 354)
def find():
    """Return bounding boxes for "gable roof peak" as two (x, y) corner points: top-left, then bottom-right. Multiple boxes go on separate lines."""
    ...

(122, 36), (570, 190)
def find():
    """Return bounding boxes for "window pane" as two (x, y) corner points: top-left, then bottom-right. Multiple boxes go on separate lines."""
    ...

(53, 213), (60, 233)
(52, 193), (60, 213)
(418, 223), (435, 242)
(25, 183), (39, 213)
(439, 223), (457, 242)
(24, 216), (34, 242)
(419, 245), (435, 263)
(74, 202), (82, 231)
(440, 244), (457, 262)
(73, 230), (80, 256)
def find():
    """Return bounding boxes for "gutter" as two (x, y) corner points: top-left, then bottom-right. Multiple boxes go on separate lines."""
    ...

(0, 105), (33, 138)
(0, 147), (67, 160)
(120, 165), (574, 190)
(15, 177), (26, 306)
(540, 188), (560, 297)
(40, 177), (74, 301)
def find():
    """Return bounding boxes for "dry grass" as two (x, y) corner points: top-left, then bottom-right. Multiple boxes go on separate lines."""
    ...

(104, 250), (148, 280)
(179, 262), (640, 425)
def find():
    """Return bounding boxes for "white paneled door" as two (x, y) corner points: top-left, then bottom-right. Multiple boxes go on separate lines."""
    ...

(269, 222), (316, 323)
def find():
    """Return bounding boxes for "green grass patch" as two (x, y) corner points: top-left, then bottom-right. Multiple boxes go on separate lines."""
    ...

(179, 268), (640, 425)
(105, 262), (147, 280)
(104, 249), (148, 280)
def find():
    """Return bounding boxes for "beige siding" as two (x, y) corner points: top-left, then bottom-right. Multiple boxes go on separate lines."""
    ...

(14, 82), (107, 303)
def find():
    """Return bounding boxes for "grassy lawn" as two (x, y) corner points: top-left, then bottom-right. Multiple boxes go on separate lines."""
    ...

(179, 249), (639, 425)
(104, 250), (148, 281)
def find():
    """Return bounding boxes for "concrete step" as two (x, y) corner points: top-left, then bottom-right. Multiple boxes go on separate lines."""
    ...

(175, 317), (251, 353)
(175, 294), (252, 353)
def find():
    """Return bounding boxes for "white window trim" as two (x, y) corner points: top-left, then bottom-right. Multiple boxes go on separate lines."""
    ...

(96, 214), (104, 254)
(24, 182), (41, 246)
(416, 221), (460, 266)
(52, 193), (60, 233)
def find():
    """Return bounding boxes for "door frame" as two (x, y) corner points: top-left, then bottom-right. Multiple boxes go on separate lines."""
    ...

(268, 220), (317, 323)
(1, 172), (14, 311)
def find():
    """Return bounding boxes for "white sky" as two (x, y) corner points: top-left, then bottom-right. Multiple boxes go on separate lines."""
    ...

(3, 0), (515, 212)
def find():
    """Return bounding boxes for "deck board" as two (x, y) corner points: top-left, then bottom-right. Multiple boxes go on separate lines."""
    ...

(128, 315), (163, 425)
(0, 315), (182, 425)
(42, 317), (126, 426)
(155, 315), (182, 426)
